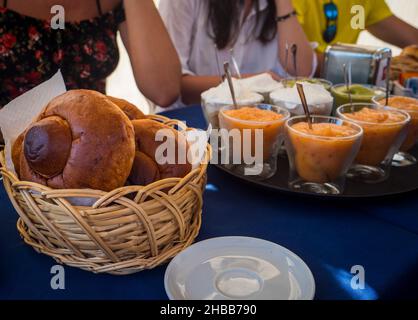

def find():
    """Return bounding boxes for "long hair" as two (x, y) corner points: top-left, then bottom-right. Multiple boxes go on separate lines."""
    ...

(207, 0), (277, 50)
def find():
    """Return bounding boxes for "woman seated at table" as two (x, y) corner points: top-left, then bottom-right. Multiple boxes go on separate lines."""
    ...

(0, 0), (181, 108)
(158, 0), (316, 108)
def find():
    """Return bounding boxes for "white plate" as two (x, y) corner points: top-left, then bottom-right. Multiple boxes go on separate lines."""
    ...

(164, 236), (315, 300)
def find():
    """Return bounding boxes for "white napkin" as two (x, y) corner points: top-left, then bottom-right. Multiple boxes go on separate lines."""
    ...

(202, 78), (263, 104)
(270, 82), (333, 110)
(0, 71), (66, 174)
(239, 73), (283, 93)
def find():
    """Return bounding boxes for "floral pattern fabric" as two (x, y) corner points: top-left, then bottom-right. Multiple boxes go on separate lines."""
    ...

(0, 3), (125, 107)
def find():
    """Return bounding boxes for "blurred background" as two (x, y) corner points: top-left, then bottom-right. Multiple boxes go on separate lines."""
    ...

(107, 0), (418, 114)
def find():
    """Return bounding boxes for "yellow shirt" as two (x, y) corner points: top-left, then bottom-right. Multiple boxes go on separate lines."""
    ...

(292, 0), (393, 52)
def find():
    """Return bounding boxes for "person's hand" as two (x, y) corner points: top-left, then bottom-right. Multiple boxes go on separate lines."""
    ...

(266, 71), (282, 81)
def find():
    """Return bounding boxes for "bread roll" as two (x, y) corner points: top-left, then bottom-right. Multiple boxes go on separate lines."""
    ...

(129, 119), (192, 186)
(107, 96), (146, 120)
(12, 132), (24, 175)
(18, 90), (136, 191)
(390, 54), (418, 80)
(401, 45), (418, 62)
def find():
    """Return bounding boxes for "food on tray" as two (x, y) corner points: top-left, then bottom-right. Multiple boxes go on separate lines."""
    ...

(107, 96), (146, 120)
(391, 45), (418, 81)
(331, 84), (385, 108)
(219, 105), (289, 163)
(286, 121), (362, 183)
(291, 122), (359, 137)
(12, 90), (192, 191)
(270, 82), (334, 116)
(281, 78), (332, 91)
(376, 96), (418, 151)
(344, 107), (406, 124)
(402, 45), (418, 61)
(201, 79), (264, 128)
(339, 106), (410, 166)
(377, 96), (418, 111)
(128, 119), (192, 186)
(223, 106), (283, 122)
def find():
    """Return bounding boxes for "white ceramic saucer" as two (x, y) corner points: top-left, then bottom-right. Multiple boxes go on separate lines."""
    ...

(164, 236), (315, 300)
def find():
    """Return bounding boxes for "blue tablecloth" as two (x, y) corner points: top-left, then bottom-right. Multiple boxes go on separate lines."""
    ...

(1, 105), (418, 300)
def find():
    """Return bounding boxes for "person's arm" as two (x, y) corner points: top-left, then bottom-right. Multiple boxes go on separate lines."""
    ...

(275, 0), (314, 77)
(181, 75), (223, 105)
(367, 15), (418, 49)
(119, 0), (181, 108)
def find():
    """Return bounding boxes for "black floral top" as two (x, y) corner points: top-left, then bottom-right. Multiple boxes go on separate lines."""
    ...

(0, 2), (125, 107)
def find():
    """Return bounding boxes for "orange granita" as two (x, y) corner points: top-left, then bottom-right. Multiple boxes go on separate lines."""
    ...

(344, 107), (407, 124)
(379, 96), (418, 112)
(377, 96), (418, 151)
(291, 122), (358, 138)
(223, 106), (283, 122)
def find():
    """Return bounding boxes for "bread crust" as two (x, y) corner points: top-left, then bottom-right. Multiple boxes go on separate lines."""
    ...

(129, 119), (192, 185)
(107, 96), (146, 120)
(19, 90), (136, 191)
(401, 45), (418, 62)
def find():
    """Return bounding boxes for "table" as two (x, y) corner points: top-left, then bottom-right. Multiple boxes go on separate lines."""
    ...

(1, 105), (418, 300)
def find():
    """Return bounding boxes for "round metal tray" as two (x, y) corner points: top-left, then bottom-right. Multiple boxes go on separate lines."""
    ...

(215, 146), (418, 198)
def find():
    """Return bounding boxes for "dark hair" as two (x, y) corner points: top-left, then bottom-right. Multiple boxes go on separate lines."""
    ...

(207, 0), (277, 50)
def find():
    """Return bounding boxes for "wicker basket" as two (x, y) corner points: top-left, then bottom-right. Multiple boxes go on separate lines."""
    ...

(0, 115), (211, 275)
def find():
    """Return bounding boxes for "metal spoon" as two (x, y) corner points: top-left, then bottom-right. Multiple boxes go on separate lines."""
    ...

(224, 62), (238, 109)
(230, 48), (242, 79)
(296, 83), (312, 129)
(385, 56), (392, 106)
(343, 63), (353, 109)
(284, 41), (290, 81)
(214, 44), (223, 84)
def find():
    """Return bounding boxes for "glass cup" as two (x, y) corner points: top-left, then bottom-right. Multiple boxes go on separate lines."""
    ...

(201, 93), (264, 129)
(331, 84), (385, 111)
(285, 116), (363, 195)
(271, 82), (334, 158)
(218, 104), (290, 180)
(337, 103), (411, 183)
(372, 95), (418, 167)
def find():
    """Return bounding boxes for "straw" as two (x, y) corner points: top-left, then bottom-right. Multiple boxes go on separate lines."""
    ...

(385, 56), (392, 106)
(230, 48), (242, 79)
(223, 62), (238, 109)
(284, 41), (290, 83)
(343, 63), (353, 109)
(296, 83), (312, 129)
(214, 44), (223, 84)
